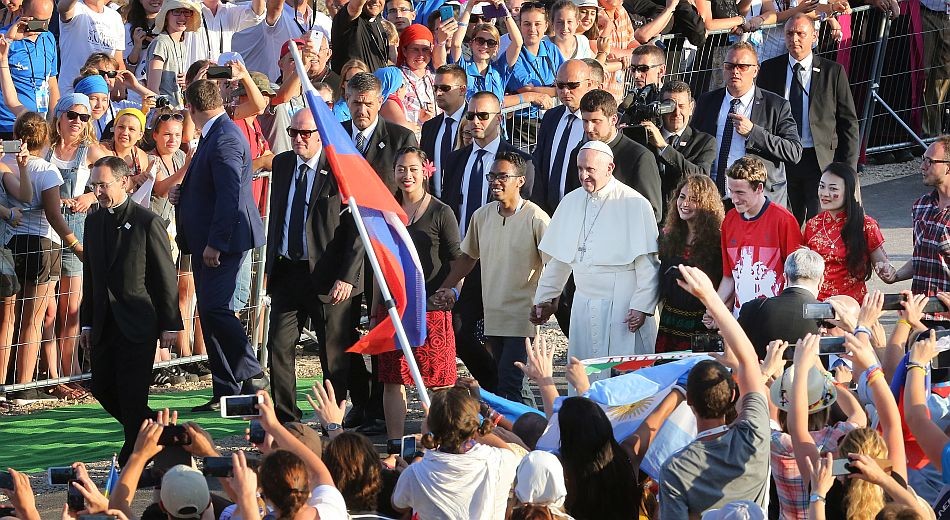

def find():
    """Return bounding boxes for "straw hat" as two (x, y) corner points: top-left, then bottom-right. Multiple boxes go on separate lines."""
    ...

(153, 0), (202, 34)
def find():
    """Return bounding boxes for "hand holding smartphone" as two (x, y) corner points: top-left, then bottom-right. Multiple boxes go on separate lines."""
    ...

(220, 394), (263, 418)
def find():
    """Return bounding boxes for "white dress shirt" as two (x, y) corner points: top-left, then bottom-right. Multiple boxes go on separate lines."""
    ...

(351, 116), (380, 154)
(280, 152), (321, 258)
(200, 111), (228, 140)
(433, 104), (466, 198)
(459, 135), (501, 237)
(550, 107), (584, 200)
(784, 53), (814, 148)
(713, 87), (756, 177)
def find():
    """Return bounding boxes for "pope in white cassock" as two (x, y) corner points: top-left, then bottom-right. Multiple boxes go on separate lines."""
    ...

(531, 140), (660, 386)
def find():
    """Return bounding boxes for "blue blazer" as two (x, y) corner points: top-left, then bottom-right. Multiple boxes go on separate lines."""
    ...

(176, 114), (266, 255)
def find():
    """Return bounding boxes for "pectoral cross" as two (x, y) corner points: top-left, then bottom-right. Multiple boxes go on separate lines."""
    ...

(578, 245), (587, 261)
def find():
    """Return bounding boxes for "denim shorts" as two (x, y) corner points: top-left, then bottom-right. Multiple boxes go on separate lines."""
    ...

(60, 211), (86, 277)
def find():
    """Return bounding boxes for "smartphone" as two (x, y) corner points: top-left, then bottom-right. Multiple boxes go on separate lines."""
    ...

(438, 5), (455, 21)
(47, 466), (77, 485)
(481, 3), (507, 18)
(158, 424), (192, 446)
(923, 297), (949, 314)
(206, 65), (233, 80)
(401, 435), (417, 460)
(802, 303), (835, 320)
(882, 293), (907, 311)
(0, 471), (13, 490)
(691, 333), (724, 353)
(248, 420), (266, 444)
(219, 394), (262, 418)
(202, 456), (234, 477)
(782, 337), (847, 360)
(67, 480), (84, 511)
(25, 19), (48, 32)
(831, 457), (892, 476)
(2, 140), (21, 154)
(386, 439), (401, 455)
(78, 515), (118, 520)
(664, 265), (683, 280)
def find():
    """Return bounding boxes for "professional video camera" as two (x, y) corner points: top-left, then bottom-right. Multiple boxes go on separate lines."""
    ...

(619, 84), (676, 146)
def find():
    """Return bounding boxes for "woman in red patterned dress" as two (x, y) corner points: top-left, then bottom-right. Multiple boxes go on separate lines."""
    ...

(803, 163), (893, 301)
(378, 146), (462, 442)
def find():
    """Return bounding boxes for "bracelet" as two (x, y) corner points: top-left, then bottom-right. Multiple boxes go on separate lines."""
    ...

(457, 21), (468, 27)
(897, 319), (912, 327)
(517, 94), (524, 104)
(867, 370), (884, 385)
(450, 287), (460, 301)
(66, 239), (79, 249)
(853, 326), (873, 338)
(907, 363), (928, 374)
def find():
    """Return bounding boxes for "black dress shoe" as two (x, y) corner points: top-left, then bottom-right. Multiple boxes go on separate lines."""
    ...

(355, 418), (387, 436)
(192, 398), (221, 413)
(242, 373), (270, 394)
(342, 406), (365, 429)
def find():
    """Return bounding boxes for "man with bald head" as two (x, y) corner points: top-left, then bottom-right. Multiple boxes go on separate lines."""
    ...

(532, 140), (660, 388)
(532, 59), (594, 215)
(264, 108), (366, 423)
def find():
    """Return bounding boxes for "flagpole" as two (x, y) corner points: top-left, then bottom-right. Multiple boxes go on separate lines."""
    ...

(286, 43), (430, 409)
(346, 197), (431, 409)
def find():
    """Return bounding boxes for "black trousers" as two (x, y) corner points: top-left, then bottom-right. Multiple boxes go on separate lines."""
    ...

(787, 147), (821, 225)
(267, 259), (367, 424)
(453, 265), (498, 392)
(554, 276), (575, 339)
(192, 250), (262, 397)
(90, 312), (155, 466)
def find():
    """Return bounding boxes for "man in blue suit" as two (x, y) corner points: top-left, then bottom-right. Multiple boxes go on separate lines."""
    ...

(173, 79), (268, 412)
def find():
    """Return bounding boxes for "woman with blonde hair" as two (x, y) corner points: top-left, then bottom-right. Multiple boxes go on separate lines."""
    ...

(449, 0), (522, 106)
(333, 59), (370, 122)
(655, 174), (724, 352)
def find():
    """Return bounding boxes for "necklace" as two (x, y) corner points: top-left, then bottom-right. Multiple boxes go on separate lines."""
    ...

(578, 193), (607, 261)
(404, 193), (428, 224)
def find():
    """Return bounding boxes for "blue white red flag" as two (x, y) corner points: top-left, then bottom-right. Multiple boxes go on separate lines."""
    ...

(303, 89), (427, 354)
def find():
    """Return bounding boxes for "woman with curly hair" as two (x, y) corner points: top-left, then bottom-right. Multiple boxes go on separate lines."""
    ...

(392, 386), (521, 519)
(804, 162), (891, 301)
(655, 174), (724, 352)
(323, 431), (401, 519)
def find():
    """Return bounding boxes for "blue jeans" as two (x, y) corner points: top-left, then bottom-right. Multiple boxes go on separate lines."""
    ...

(230, 251), (252, 312)
(485, 336), (536, 408)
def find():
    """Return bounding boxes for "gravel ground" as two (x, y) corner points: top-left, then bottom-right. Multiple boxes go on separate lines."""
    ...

(0, 156), (920, 510)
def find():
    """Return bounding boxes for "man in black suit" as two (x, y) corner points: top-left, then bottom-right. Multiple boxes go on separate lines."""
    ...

(737, 248), (823, 359)
(531, 59), (593, 216)
(565, 89), (663, 222)
(341, 72), (419, 194)
(80, 156), (182, 465)
(641, 80), (717, 209)
(757, 14), (859, 224)
(692, 42), (803, 209)
(265, 108), (365, 425)
(441, 90), (535, 392)
(420, 64), (467, 198)
(173, 80), (268, 412)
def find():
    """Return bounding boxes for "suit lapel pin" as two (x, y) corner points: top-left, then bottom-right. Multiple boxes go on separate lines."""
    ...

(124, 223), (131, 230)
(812, 67), (820, 72)
(378, 142), (385, 150)
(320, 169), (328, 176)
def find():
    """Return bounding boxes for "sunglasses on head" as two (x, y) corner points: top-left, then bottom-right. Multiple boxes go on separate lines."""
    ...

(520, 1), (546, 11)
(631, 64), (662, 73)
(555, 81), (583, 90)
(156, 113), (185, 122)
(65, 110), (91, 122)
(99, 70), (119, 78)
(472, 37), (498, 48)
(287, 127), (318, 138)
(465, 111), (496, 121)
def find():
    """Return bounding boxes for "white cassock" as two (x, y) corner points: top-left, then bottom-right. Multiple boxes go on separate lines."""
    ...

(534, 177), (660, 385)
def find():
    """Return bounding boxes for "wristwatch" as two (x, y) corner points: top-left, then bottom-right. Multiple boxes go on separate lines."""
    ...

(809, 493), (826, 504)
(326, 423), (342, 431)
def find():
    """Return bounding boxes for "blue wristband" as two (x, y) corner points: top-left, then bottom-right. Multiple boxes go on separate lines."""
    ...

(450, 287), (460, 300)
(853, 326), (872, 338)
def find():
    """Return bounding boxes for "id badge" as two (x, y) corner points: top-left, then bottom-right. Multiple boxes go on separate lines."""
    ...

(36, 79), (50, 114)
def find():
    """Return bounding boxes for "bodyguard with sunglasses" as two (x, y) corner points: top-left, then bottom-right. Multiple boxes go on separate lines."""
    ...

(263, 107), (364, 424)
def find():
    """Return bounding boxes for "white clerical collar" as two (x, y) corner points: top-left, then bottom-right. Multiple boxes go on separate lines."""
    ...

(296, 149), (322, 171)
(788, 52), (814, 72)
(726, 87), (756, 109)
(474, 134), (501, 155)
(201, 111), (227, 138)
(588, 177), (617, 199)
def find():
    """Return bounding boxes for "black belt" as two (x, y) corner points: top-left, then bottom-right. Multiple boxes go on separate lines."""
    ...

(276, 255), (308, 265)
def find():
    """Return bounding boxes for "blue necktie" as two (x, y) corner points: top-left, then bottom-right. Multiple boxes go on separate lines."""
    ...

(715, 98), (742, 195)
(463, 149), (488, 231)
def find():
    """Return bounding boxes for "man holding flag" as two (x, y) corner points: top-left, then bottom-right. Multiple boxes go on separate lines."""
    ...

(264, 107), (366, 424)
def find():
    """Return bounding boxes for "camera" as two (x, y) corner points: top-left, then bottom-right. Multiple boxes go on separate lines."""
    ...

(620, 84), (676, 145)
(153, 95), (170, 109)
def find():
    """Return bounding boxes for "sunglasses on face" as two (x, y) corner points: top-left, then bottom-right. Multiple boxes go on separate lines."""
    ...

(157, 113), (184, 122)
(632, 63), (662, 73)
(472, 36), (499, 48)
(465, 111), (496, 121)
(555, 81), (583, 90)
(65, 110), (91, 122)
(99, 70), (119, 78)
(434, 84), (460, 93)
(723, 62), (756, 72)
(287, 127), (318, 138)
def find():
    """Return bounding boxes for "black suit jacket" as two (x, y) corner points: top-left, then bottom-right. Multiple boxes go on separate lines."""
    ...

(651, 125), (717, 206)
(81, 200), (183, 345)
(737, 287), (820, 359)
(757, 54), (860, 170)
(264, 151), (365, 295)
(566, 132), (663, 222)
(421, 111), (464, 194)
(440, 140), (535, 223)
(691, 87), (803, 208)
(530, 105), (586, 215)
(342, 119), (418, 194)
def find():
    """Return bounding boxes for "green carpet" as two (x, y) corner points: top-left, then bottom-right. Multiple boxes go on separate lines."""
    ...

(0, 379), (319, 473)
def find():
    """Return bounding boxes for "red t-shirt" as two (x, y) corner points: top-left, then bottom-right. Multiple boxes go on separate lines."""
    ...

(234, 117), (270, 217)
(804, 211), (885, 301)
(721, 200), (803, 312)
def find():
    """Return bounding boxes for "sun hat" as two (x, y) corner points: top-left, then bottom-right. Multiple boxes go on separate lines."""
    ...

(153, 0), (202, 34)
(770, 365), (837, 413)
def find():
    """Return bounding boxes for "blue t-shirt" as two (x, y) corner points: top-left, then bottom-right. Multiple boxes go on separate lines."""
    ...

(505, 40), (562, 117)
(414, 0), (445, 26)
(0, 31), (57, 131)
(333, 98), (351, 122)
(457, 56), (511, 104)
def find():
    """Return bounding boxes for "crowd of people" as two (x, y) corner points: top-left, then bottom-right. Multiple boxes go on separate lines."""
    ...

(0, 0), (949, 516)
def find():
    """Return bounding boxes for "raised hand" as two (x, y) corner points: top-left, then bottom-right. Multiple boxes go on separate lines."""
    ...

(306, 379), (346, 427)
(513, 333), (554, 385)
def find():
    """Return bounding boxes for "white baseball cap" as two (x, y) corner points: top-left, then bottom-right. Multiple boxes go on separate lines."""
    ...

(160, 465), (211, 519)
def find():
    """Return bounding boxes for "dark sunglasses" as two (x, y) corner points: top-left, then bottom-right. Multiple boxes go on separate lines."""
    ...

(465, 111), (497, 121)
(65, 110), (91, 122)
(434, 84), (460, 93)
(631, 63), (662, 73)
(723, 62), (756, 72)
(472, 37), (498, 48)
(287, 127), (318, 138)
(157, 113), (184, 122)
(99, 70), (119, 78)
(555, 81), (583, 90)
